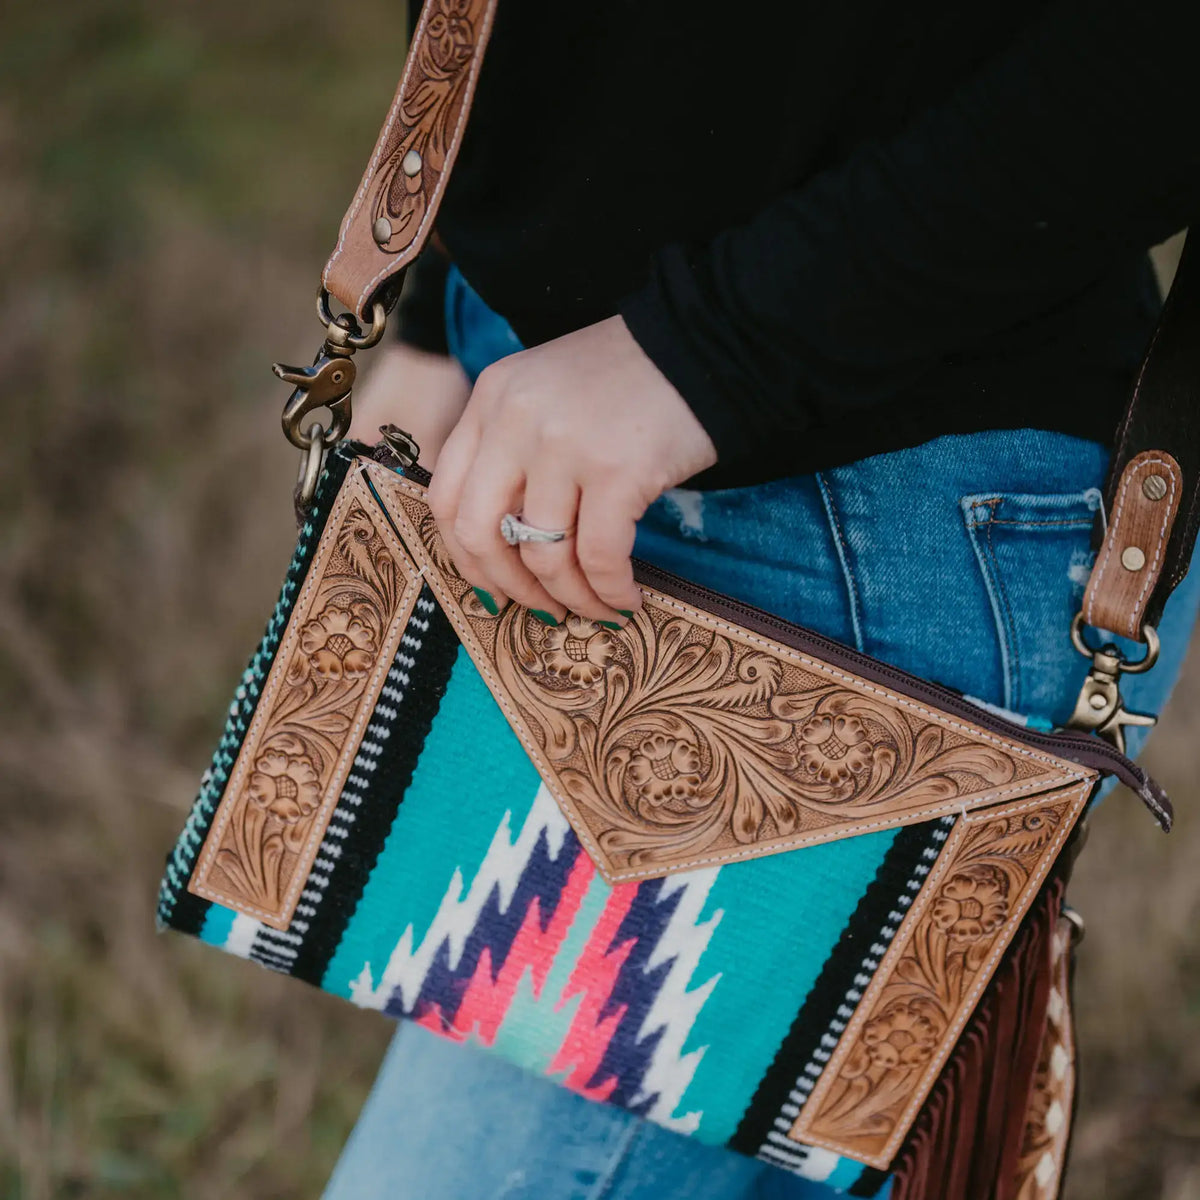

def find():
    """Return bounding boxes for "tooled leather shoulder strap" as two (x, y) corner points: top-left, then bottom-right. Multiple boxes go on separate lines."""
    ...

(322, 0), (500, 320)
(1081, 233), (1200, 641)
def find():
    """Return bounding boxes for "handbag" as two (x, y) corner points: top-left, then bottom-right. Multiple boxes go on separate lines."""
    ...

(158, 3), (1200, 1194)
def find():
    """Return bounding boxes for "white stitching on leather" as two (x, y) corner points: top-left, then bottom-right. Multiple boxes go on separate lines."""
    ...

(790, 780), (1090, 1168)
(379, 467), (1086, 776)
(192, 471), (423, 925)
(322, 0), (434, 288)
(369, 464), (1091, 883)
(324, 0), (499, 312)
(1128, 459), (1179, 634)
(874, 780), (1088, 1162)
(596, 774), (1070, 881)
(1084, 454), (1178, 636)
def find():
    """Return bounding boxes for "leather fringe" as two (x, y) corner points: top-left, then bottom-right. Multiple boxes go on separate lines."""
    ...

(890, 875), (1068, 1200)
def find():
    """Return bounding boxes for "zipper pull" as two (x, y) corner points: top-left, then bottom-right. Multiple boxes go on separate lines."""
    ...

(377, 424), (421, 469)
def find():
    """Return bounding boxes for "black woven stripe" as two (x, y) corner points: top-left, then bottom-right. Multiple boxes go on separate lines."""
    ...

(288, 588), (461, 985)
(849, 1166), (892, 1197)
(728, 818), (948, 1157)
(157, 443), (362, 929)
(167, 886), (212, 938)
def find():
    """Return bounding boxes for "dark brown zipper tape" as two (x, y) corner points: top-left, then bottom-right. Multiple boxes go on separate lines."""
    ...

(370, 451), (1170, 829)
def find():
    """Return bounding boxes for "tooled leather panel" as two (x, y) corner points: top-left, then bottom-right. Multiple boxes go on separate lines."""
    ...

(322, 0), (499, 318)
(1012, 918), (1076, 1200)
(189, 469), (425, 929)
(787, 781), (1090, 1170)
(365, 462), (1094, 883)
(1083, 450), (1182, 638)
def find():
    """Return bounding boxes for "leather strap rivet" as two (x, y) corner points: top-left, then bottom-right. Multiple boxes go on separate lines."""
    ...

(372, 216), (392, 246)
(1142, 474), (1168, 501)
(401, 149), (423, 177)
(1121, 545), (1147, 571)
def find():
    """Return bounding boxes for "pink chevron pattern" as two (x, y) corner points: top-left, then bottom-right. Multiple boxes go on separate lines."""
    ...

(442, 851), (595, 1045)
(548, 885), (640, 1100)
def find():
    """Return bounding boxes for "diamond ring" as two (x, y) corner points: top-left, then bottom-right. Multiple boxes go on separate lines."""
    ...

(500, 512), (574, 546)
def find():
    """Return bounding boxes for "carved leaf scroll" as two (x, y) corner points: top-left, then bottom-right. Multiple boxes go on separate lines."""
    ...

(788, 783), (1090, 1168)
(372, 0), (489, 252)
(190, 470), (423, 929)
(368, 464), (1090, 882)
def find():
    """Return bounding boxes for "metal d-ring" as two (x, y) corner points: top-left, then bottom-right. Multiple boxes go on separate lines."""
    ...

(317, 288), (388, 349)
(1069, 612), (1160, 673)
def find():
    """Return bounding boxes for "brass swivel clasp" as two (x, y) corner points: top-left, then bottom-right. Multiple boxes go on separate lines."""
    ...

(276, 289), (388, 515)
(1067, 612), (1159, 754)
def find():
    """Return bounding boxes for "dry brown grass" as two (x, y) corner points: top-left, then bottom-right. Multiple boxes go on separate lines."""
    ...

(0, 5), (400, 1195)
(0, 6), (1197, 1197)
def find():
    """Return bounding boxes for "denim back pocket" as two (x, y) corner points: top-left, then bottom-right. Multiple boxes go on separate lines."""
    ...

(961, 488), (1102, 724)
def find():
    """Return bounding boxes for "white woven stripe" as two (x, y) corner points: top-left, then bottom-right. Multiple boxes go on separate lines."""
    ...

(759, 815), (956, 1159)
(270, 600), (428, 967)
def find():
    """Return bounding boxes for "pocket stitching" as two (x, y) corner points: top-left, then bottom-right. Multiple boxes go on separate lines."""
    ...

(961, 490), (1099, 720)
(983, 512), (1023, 711)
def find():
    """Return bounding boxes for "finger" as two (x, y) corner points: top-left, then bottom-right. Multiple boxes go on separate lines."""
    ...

(519, 473), (626, 624)
(574, 483), (643, 616)
(427, 413), (505, 599)
(452, 448), (567, 621)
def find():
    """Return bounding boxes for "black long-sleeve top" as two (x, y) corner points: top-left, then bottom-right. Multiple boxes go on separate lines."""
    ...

(396, 0), (1199, 487)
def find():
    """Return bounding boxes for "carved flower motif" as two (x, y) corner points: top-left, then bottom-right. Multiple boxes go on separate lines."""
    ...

(627, 734), (704, 807)
(426, 0), (475, 71)
(246, 751), (321, 851)
(797, 713), (873, 785)
(861, 1000), (941, 1070)
(542, 615), (615, 686)
(298, 606), (377, 681)
(931, 863), (1010, 943)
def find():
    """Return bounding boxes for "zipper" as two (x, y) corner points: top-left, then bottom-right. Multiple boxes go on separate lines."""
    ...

(378, 455), (1170, 828)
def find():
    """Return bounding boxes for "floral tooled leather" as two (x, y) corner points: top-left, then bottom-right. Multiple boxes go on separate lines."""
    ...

(322, 0), (499, 317)
(788, 783), (1090, 1168)
(366, 463), (1092, 883)
(189, 470), (425, 928)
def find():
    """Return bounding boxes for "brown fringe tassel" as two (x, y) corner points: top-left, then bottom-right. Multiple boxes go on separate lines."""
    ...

(890, 876), (1070, 1200)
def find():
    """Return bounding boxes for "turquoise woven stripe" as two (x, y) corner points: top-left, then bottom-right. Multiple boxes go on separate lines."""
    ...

(672, 828), (896, 1143)
(199, 903), (237, 947)
(156, 445), (356, 928)
(319, 637), (899, 1141)
(322, 646), (543, 1001)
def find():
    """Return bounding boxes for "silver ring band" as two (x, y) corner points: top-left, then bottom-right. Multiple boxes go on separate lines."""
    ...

(500, 512), (574, 546)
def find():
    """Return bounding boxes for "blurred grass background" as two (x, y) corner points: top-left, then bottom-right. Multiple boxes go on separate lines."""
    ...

(0, 3), (1196, 1197)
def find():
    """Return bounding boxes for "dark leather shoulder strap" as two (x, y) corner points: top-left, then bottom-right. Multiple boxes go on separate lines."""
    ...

(322, 0), (499, 320)
(1083, 233), (1199, 638)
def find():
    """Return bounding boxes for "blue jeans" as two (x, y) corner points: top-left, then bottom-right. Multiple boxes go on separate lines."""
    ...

(323, 269), (1200, 1200)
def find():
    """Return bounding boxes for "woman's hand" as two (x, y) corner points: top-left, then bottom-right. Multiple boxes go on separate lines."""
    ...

(427, 315), (717, 625)
(348, 342), (472, 471)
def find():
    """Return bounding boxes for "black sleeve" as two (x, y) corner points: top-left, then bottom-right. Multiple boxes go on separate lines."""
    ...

(619, 0), (1200, 467)
(393, 246), (451, 356)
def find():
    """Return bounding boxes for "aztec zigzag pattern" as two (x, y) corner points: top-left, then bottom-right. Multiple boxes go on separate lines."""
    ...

(349, 785), (724, 1131)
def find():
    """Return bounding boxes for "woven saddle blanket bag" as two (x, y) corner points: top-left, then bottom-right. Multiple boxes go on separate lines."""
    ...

(157, 447), (1169, 1195)
(159, 1), (1200, 1194)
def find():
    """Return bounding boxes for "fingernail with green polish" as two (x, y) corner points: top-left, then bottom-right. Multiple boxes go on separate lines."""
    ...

(618, 610), (635, 618)
(599, 620), (623, 630)
(473, 587), (499, 615)
(531, 609), (560, 627)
